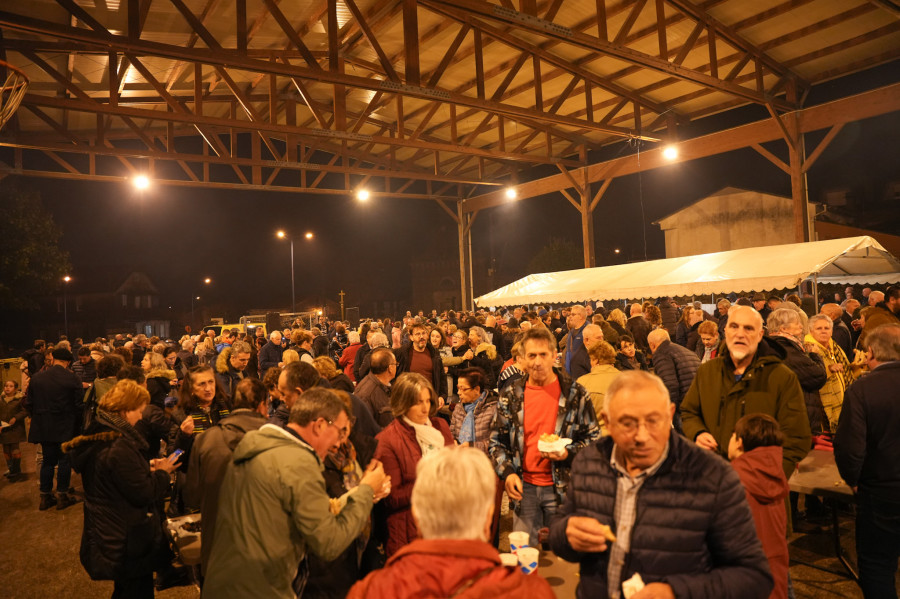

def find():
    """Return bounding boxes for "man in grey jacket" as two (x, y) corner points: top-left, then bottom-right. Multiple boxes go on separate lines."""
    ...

(647, 329), (700, 434)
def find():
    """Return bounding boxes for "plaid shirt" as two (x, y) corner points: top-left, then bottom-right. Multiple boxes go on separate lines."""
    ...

(489, 367), (600, 508)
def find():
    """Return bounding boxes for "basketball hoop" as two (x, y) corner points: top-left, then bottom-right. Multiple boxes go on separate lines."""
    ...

(0, 59), (29, 133)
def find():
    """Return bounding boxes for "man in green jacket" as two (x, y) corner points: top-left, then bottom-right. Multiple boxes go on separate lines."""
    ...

(681, 305), (811, 480)
(203, 387), (390, 598)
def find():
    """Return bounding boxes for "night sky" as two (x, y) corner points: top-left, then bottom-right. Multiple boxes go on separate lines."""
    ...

(9, 64), (900, 325)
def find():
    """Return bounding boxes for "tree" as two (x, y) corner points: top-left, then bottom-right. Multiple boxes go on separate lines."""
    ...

(527, 237), (583, 274)
(0, 183), (71, 310)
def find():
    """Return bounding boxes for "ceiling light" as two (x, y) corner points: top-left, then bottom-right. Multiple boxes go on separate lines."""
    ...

(662, 146), (678, 161)
(133, 174), (150, 190)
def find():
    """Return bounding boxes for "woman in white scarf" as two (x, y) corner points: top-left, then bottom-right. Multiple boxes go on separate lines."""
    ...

(373, 372), (454, 557)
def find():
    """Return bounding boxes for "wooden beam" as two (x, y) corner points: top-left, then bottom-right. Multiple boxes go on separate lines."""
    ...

(463, 81), (900, 213)
(802, 123), (844, 173)
(403, 0), (420, 85)
(750, 143), (790, 175)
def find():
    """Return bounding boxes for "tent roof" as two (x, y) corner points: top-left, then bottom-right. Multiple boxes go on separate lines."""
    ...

(474, 236), (900, 307)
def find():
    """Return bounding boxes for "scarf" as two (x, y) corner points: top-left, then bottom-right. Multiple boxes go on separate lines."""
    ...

(457, 392), (486, 445)
(805, 333), (853, 391)
(96, 408), (149, 451)
(402, 416), (445, 457)
(326, 441), (362, 492)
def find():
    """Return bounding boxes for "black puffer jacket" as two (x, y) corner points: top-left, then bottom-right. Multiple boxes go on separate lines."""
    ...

(768, 335), (828, 435)
(650, 340), (700, 408)
(549, 433), (773, 599)
(64, 418), (171, 581)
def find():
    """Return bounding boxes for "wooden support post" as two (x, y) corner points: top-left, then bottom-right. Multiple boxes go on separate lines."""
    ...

(579, 146), (595, 267)
(787, 112), (810, 243)
(456, 201), (471, 311)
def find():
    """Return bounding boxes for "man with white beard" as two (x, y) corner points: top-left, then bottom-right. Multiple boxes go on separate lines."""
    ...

(681, 306), (811, 480)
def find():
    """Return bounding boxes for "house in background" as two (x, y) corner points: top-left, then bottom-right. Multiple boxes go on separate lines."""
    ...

(43, 271), (171, 340)
(653, 187), (819, 258)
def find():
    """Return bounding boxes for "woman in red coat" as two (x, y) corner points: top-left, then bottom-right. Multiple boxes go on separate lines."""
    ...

(374, 372), (454, 557)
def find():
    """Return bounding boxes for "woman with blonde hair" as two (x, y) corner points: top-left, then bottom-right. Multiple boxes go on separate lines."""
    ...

(65, 380), (180, 598)
(805, 314), (857, 432)
(314, 355), (354, 393)
(281, 348), (299, 365)
(374, 373), (454, 557)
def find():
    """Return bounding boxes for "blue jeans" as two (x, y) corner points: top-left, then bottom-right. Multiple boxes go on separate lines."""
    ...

(513, 482), (559, 547)
(39, 442), (71, 495)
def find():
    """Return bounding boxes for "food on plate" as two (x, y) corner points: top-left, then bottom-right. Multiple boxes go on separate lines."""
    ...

(539, 433), (560, 443)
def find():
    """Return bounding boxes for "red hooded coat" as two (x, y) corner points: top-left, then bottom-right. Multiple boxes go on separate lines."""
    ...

(347, 539), (555, 599)
(732, 445), (790, 599)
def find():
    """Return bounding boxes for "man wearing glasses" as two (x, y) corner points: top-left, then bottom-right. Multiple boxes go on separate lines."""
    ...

(205, 387), (391, 598)
(550, 371), (772, 599)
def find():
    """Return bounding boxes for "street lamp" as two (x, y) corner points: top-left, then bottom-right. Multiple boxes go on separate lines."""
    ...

(277, 230), (314, 314)
(191, 277), (211, 328)
(62, 275), (71, 337)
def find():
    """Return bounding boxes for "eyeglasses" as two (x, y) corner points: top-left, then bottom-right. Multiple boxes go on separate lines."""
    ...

(613, 416), (668, 434)
(457, 385), (472, 392)
(324, 419), (350, 440)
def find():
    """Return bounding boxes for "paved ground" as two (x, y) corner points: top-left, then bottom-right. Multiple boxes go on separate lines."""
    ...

(1, 441), (895, 598)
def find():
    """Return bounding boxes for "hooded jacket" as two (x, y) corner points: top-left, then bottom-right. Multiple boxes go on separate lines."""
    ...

(681, 338), (811, 480)
(183, 409), (266, 575)
(768, 335), (827, 434)
(347, 539), (555, 599)
(63, 418), (171, 581)
(203, 424), (375, 599)
(731, 446), (789, 599)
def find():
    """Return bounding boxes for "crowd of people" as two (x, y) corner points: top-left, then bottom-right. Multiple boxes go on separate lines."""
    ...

(5, 283), (900, 599)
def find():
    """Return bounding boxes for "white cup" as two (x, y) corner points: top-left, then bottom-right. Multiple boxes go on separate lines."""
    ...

(499, 553), (519, 567)
(508, 531), (530, 553)
(516, 547), (540, 575)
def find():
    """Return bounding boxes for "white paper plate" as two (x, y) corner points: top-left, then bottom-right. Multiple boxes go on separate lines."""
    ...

(537, 437), (572, 453)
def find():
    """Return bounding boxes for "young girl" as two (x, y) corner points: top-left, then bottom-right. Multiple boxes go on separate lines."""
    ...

(1, 380), (28, 482)
(729, 413), (790, 599)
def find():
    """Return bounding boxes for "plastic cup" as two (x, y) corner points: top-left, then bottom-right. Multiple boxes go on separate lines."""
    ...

(516, 547), (540, 575)
(499, 553), (519, 567)
(508, 531), (530, 553)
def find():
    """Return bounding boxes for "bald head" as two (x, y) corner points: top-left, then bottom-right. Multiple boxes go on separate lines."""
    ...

(646, 328), (670, 353)
(582, 324), (604, 350)
(869, 290), (885, 306)
(820, 303), (842, 322)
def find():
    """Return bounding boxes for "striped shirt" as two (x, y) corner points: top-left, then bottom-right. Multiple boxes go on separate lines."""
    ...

(606, 441), (670, 599)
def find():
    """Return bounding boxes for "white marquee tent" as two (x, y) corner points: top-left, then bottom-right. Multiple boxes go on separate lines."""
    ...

(474, 236), (900, 307)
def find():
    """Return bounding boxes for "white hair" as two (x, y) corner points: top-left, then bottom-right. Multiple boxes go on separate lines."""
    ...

(348, 330), (360, 344)
(369, 332), (389, 348)
(270, 330), (282, 341)
(411, 446), (495, 541)
(602, 370), (670, 416)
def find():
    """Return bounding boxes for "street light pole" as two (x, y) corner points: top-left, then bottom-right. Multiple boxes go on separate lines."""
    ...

(290, 237), (296, 314)
(62, 275), (71, 337)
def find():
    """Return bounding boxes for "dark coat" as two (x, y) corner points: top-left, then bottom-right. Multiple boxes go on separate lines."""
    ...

(626, 315), (652, 353)
(614, 350), (649, 371)
(659, 298), (680, 337)
(257, 340), (284, 374)
(64, 421), (171, 581)
(564, 324), (591, 380)
(328, 373), (355, 394)
(650, 340), (701, 408)
(355, 373), (393, 428)
(831, 320), (854, 362)
(768, 335), (828, 434)
(549, 433), (773, 599)
(374, 417), (453, 557)
(184, 409), (265, 575)
(136, 373), (177, 461)
(394, 342), (448, 398)
(0, 392), (28, 444)
(353, 343), (372, 382)
(23, 364), (83, 443)
(834, 361), (900, 503)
